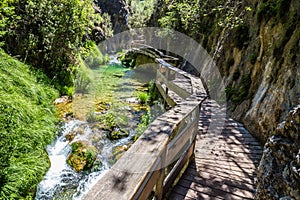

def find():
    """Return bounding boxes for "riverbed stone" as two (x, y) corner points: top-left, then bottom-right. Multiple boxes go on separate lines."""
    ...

(107, 129), (129, 140)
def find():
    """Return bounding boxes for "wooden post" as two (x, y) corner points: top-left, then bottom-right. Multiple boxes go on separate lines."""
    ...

(154, 147), (167, 200)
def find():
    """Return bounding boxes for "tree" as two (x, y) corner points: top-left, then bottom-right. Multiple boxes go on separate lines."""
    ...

(2, 0), (111, 94)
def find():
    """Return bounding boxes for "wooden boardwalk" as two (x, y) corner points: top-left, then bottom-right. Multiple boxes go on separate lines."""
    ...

(169, 99), (263, 200)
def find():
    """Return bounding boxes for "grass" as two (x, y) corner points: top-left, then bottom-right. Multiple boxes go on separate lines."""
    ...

(138, 92), (149, 104)
(0, 50), (58, 199)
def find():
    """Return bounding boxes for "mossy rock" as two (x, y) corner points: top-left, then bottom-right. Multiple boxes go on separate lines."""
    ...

(113, 145), (130, 161)
(67, 141), (98, 172)
(107, 129), (129, 140)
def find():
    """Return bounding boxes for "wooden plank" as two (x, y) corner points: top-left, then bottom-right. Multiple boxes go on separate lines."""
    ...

(164, 140), (195, 193)
(168, 192), (196, 200)
(194, 148), (262, 160)
(169, 186), (224, 200)
(166, 120), (197, 164)
(190, 77), (206, 95)
(185, 165), (255, 185)
(157, 70), (191, 99)
(156, 82), (177, 106)
(195, 155), (259, 167)
(83, 119), (173, 200)
(180, 170), (255, 192)
(195, 145), (263, 155)
(178, 179), (254, 199)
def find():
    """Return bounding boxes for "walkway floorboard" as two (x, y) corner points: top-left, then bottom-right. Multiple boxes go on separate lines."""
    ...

(169, 100), (263, 200)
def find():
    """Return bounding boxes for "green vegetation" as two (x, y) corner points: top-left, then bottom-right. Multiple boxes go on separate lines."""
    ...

(134, 111), (151, 141)
(249, 53), (258, 64)
(97, 112), (129, 140)
(148, 80), (157, 103)
(225, 73), (252, 106)
(93, 64), (130, 101)
(0, 0), (112, 94)
(0, 50), (58, 199)
(256, 0), (290, 23)
(158, 0), (251, 39)
(67, 141), (98, 172)
(138, 92), (149, 104)
(232, 24), (249, 49)
(126, 0), (156, 28)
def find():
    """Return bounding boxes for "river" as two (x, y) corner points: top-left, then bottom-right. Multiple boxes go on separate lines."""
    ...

(35, 59), (164, 199)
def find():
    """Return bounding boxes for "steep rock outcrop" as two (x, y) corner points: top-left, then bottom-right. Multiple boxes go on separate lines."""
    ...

(255, 105), (300, 199)
(149, 0), (299, 197)
(207, 0), (300, 143)
(151, 0), (300, 144)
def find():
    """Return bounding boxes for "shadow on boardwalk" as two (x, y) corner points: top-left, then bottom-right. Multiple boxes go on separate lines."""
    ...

(169, 99), (263, 200)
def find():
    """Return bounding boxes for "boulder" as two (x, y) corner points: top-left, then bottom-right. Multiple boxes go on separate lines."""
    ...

(67, 141), (98, 172)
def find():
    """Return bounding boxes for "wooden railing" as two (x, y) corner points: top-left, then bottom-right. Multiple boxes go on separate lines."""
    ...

(83, 58), (207, 200)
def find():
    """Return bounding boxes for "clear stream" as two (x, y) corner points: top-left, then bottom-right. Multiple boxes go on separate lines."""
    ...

(35, 59), (164, 199)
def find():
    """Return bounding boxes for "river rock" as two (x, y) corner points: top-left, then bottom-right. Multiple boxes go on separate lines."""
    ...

(255, 105), (300, 199)
(67, 141), (98, 172)
(107, 128), (129, 140)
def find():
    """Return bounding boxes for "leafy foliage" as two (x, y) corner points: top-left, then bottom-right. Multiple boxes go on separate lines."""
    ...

(158, 0), (252, 39)
(134, 111), (151, 141)
(0, 0), (112, 94)
(0, 50), (58, 199)
(126, 0), (156, 28)
(256, 0), (290, 23)
(0, 0), (16, 46)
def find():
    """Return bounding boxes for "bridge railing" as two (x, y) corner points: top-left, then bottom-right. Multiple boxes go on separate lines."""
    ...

(83, 59), (207, 200)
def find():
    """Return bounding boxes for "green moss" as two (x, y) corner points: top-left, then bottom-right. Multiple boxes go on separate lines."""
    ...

(0, 50), (58, 199)
(107, 129), (129, 140)
(134, 111), (151, 141)
(148, 80), (157, 103)
(67, 141), (98, 172)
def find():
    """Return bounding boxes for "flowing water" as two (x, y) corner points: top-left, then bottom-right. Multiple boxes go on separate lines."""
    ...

(36, 59), (164, 199)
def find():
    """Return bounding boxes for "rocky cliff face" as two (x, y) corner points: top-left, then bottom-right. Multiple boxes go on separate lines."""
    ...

(149, 0), (299, 198)
(151, 0), (299, 143)
(255, 105), (300, 199)
(208, 0), (300, 144)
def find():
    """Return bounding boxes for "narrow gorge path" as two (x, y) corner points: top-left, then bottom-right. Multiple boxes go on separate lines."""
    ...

(169, 99), (263, 199)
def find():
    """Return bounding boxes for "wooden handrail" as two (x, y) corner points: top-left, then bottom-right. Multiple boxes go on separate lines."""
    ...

(83, 59), (207, 200)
